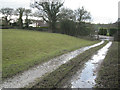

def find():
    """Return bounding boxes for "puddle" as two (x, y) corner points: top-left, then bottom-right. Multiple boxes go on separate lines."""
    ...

(71, 42), (112, 88)
(99, 35), (114, 41)
(0, 41), (104, 88)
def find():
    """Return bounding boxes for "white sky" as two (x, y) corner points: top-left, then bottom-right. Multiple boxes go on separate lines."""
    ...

(118, 2), (120, 18)
(0, 0), (119, 24)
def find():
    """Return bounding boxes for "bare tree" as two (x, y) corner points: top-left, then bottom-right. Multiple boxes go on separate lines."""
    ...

(0, 8), (14, 26)
(59, 8), (76, 21)
(24, 9), (32, 28)
(32, 1), (63, 32)
(75, 7), (92, 36)
(75, 7), (91, 23)
(16, 8), (25, 28)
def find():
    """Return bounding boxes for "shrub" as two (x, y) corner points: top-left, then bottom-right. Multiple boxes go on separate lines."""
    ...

(76, 22), (90, 36)
(60, 19), (76, 36)
(109, 28), (117, 36)
(98, 28), (107, 35)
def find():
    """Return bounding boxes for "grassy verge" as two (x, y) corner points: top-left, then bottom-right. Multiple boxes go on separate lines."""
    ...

(95, 42), (119, 88)
(2, 29), (98, 79)
(31, 41), (108, 88)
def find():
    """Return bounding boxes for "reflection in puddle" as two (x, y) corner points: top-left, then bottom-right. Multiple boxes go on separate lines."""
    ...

(71, 42), (112, 88)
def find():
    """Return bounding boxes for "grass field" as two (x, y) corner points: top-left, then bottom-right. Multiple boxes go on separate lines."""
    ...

(2, 29), (98, 79)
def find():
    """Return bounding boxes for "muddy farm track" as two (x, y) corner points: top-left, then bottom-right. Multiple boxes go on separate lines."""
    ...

(0, 41), (105, 88)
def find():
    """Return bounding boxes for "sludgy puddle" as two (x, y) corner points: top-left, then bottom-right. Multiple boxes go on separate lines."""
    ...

(0, 41), (104, 88)
(71, 42), (112, 88)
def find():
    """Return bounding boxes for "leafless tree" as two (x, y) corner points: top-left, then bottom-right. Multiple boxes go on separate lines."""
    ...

(16, 8), (25, 28)
(32, 1), (63, 32)
(75, 7), (91, 23)
(0, 8), (14, 26)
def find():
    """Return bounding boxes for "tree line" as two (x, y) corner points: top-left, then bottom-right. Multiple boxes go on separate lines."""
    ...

(0, 7), (32, 28)
(98, 28), (118, 36)
(0, 1), (96, 37)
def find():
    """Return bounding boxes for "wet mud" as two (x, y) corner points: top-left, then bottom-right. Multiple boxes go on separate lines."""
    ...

(0, 41), (104, 88)
(70, 42), (112, 88)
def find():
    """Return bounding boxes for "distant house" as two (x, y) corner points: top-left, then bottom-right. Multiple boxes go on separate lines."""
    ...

(30, 20), (49, 27)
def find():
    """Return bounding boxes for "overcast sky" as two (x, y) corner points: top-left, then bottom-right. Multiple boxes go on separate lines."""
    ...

(0, 0), (119, 24)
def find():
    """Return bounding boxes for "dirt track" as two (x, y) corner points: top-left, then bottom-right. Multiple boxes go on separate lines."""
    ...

(0, 41), (104, 88)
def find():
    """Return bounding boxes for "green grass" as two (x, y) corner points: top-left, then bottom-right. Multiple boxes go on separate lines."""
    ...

(95, 42), (119, 88)
(2, 29), (98, 79)
(107, 32), (110, 36)
(31, 41), (108, 88)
